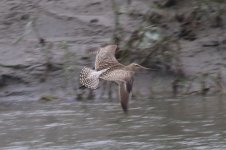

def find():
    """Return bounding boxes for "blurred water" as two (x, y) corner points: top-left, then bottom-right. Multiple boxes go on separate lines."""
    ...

(0, 95), (226, 150)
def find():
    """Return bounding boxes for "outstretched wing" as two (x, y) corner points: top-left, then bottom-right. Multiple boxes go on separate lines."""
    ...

(95, 45), (122, 71)
(102, 69), (133, 113)
(118, 78), (133, 113)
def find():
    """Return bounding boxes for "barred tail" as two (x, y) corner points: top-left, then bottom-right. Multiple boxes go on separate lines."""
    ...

(80, 67), (102, 89)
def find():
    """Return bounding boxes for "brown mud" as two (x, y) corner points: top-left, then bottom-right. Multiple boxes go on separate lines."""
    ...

(0, 0), (226, 101)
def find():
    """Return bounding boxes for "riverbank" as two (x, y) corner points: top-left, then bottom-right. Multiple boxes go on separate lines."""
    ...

(0, 0), (226, 101)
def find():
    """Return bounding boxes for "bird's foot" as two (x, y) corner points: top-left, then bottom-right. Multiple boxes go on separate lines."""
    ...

(79, 85), (87, 89)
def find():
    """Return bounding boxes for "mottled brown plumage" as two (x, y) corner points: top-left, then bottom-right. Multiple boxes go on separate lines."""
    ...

(80, 45), (148, 112)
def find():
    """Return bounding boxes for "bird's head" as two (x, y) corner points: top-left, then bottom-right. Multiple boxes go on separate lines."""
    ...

(129, 63), (149, 71)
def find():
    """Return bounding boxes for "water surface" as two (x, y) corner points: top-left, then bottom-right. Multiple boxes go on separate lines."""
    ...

(0, 95), (226, 150)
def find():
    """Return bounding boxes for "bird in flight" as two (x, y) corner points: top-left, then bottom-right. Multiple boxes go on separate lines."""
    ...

(80, 45), (148, 112)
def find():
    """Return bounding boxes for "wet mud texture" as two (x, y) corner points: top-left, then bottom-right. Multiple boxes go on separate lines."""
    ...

(0, 0), (226, 101)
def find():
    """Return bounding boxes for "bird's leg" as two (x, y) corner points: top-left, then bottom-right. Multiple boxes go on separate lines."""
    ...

(87, 89), (95, 99)
(76, 87), (86, 100)
(79, 85), (86, 89)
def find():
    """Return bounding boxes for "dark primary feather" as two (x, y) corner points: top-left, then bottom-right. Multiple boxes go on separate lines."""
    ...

(126, 77), (133, 93)
(119, 82), (130, 113)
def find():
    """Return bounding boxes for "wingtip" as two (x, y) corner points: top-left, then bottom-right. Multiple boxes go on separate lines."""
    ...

(104, 44), (118, 51)
(121, 102), (128, 113)
(119, 82), (131, 113)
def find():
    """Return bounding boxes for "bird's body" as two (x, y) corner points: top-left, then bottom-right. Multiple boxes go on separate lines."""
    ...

(80, 45), (148, 112)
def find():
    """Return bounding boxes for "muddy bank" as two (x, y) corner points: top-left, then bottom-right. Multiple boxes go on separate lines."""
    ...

(0, 0), (226, 101)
